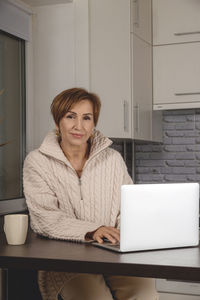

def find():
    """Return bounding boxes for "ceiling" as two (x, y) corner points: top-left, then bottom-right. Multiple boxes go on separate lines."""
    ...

(21, 0), (73, 6)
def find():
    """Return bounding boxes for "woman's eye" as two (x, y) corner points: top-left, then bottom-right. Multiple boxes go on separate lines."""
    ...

(83, 116), (91, 120)
(66, 115), (74, 119)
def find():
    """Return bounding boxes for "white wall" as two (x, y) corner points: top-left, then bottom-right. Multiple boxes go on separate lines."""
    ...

(28, 3), (74, 150)
(26, 0), (89, 151)
(73, 0), (90, 89)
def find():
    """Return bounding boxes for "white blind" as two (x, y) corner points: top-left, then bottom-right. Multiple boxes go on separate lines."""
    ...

(0, 0), (32, 41)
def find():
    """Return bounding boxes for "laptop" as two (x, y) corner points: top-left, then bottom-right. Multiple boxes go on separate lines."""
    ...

(93, 183), (199, 252)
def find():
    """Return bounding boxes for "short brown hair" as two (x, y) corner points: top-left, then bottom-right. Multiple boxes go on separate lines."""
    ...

(51, 88), (101, 126)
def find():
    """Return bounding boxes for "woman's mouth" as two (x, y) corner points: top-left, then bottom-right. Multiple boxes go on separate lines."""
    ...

(71, 133), (84, 139)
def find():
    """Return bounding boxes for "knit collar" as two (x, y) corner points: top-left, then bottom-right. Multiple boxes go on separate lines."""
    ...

(39, 129), (113, 165)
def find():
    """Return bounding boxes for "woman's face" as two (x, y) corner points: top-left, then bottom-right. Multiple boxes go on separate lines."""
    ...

(58, 100), (95, 147)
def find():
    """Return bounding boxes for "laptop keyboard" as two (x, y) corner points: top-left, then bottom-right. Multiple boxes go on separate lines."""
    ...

(105, 242), (120, 248)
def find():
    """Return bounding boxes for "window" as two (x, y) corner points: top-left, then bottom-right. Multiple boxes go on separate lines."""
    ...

(0, 30), (26, 202)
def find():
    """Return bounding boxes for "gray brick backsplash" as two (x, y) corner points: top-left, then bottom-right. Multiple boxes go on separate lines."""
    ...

(183, 131), (200, 137)
(163, 137), (172, 145)
(136, 160), (166, 167)
(195, 122), (200, 130)
(187, 175), (200, 181)
(166, 160), (184, 167)
(176, 123), (195, 130)
(166, 131), (184, 137)
(111, 109), (200, 185)
(172, 167), (196, 174)
(187, 145), (200, 151)
(195, 115), (200, 121)
(164, 174), (188, 182)
(135, 153), (150, 160)
(163, 123), (176, 130)
(136, 174), (164, 182)
(176, 152), (195, 160)
(135, 110), (200, 184)
(164, 145), (187, 152)
(185, 160), (200, 167)
(186, 115), (195, 122)
(136, 167), (151, 174)
(172, 137), (195, 145)
(149, 152), (176, 160)
(195, 138), (200, 144)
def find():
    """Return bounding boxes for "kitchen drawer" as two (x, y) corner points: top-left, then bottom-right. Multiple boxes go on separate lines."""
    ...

(153, 0), (200, 45)
(159, 293), (200, 300)
(153, 42), (200, 110)
(156, 279), (200, 296)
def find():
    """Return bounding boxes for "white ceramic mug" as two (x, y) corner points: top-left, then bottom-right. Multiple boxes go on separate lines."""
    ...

(4, 214), (28, 245)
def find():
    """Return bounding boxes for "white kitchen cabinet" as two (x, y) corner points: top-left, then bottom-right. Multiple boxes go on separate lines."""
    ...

(131, 0), (151, 44)
(153, 0), (200, 45)
(152, 0), (200, 110)
(132, 34), (152, 140)
(153, 42), (200, 110)
(89, 0), (132, 139)
(89, 0), (161, 141)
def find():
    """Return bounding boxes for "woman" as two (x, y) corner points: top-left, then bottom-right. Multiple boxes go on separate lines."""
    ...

(23, 88), (158, 300)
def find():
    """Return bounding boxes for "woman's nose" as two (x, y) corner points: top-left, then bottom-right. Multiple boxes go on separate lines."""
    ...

(74, 118), (83, 129)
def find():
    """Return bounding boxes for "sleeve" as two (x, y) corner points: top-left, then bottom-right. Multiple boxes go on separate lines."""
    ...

(115, 152), (133, 229)
(23, 152), (102, 242)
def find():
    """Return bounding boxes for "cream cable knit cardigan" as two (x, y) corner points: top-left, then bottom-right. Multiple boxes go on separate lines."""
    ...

(23, 129), (133, 299)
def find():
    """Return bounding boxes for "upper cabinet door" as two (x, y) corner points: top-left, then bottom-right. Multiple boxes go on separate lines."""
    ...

(131, 0), (152, 44)
(89, 0), (132, 139)
(153, 42), (200, 110)
(153, 0), (200, 45)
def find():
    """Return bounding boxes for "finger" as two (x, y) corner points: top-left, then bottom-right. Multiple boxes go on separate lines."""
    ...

(96, 236), (104, 244)
(106, 227), (120, 237)
(105, 229), (120, 242)
(98, 228), (120, 242)
(103, 233), (117, 244)
(93, 232), (104, 244)
(93, 227), (120, 243)
(108, 227), (120, 234)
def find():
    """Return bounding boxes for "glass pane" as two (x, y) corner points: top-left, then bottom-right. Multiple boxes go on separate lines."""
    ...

(0, 31), (26, 200)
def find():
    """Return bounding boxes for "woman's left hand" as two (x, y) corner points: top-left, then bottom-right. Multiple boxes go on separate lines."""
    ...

(92, 226), (120, 244)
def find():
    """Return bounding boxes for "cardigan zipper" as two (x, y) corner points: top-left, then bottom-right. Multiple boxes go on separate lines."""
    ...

(68, 166), (83, 201)
(79, 178), (83, 200)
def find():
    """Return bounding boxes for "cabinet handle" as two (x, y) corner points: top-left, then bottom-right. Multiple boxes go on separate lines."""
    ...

(175, 92), (200, 96)
(134, 104), (139, 132)
(174, 31), (200, 36)
(123, 100), (129, 132)
(133, 0), (139, 28)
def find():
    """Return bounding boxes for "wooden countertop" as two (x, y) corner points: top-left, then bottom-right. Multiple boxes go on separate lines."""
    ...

(0, 229), (200, 281)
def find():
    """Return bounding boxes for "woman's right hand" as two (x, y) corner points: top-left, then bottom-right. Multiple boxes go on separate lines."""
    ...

(92, 226), (120, 244)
